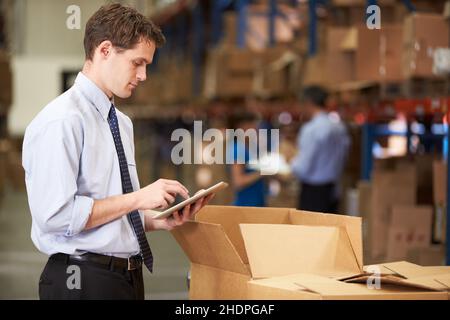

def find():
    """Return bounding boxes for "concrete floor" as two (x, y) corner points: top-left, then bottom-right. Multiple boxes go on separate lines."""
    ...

(0, 188), (190, 300)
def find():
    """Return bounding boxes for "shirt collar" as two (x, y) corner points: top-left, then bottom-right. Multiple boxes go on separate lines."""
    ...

(312, 111), (327, 121)
(74, 72), (113, 121)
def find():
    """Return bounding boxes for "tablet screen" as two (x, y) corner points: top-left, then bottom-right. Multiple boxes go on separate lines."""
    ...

(148, 181), (228, 220)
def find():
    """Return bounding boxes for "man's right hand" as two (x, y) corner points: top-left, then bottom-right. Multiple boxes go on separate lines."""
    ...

(135, 179), (190, 210)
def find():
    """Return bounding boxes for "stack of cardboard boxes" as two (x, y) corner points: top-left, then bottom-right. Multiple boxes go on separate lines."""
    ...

(204, 45), (300, 99)
(310, 10), (449, 90)
(359, 156), (447, 266)
(172, 205), (450, 299)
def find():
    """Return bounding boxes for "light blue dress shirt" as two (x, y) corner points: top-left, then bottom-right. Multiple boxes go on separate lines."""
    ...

(291, 112), (350, 185)
(22, 72), (143, 258)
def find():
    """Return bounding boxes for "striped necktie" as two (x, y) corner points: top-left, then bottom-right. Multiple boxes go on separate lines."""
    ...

(107, 104), (153, 272)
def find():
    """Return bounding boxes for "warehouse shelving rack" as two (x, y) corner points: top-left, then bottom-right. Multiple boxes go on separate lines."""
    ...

(359, 97), (450, 265)
(149, 0), (450, 264)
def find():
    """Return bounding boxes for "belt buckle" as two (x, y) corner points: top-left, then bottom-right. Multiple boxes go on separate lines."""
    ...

(127, 257), (136, 271)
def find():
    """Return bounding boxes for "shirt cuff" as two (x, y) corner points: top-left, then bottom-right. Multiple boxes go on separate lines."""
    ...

(65, 195), (94, 237)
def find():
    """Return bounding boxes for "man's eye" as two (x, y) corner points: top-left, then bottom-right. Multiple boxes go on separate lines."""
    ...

(133, 61), (140, 66)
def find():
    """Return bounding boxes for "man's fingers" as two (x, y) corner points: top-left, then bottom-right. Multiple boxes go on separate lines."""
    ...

(171, 211), (182, 224)
(164, 192), (175, 204)
(165, 184), (189, 199)
(181, 204), (191, 221)
(162, 180), (189, 196)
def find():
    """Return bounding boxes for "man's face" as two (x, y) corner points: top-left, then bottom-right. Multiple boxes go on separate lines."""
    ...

(102, 39), (156, 99)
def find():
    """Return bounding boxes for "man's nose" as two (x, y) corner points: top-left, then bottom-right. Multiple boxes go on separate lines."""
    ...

(137, 66), (147, 82)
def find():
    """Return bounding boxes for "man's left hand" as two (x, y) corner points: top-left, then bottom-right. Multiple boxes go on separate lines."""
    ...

(144, 192), (214, 231)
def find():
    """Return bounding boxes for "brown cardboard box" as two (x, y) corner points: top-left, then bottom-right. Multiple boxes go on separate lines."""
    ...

(415, 155), (434, 204)
(356, 25), (403, 82)
(248, 271), (448, 300)
(222, 6), (300, 51)
(172, 205), (363, 299)
(204, 48), (257, 98)
(172, 205), (450, 300)
(407, 245), (446, 266)
(302, 53), (329, 87)
(357, 181), (371, 219)
(403, 13), (449, 78)
(254, 46), (300, 97)
(433, 160), (447, 205)
(368, 165), (417, 260)
(326, 28), (356, 84)
(332, 0), (395, 6)
(433, 204), (447, 244)
(386, 205), (433, 261)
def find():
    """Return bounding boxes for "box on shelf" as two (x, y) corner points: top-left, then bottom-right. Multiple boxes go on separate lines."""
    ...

(204, 47), (257, 98)
(222, 5), (300, 51)
(386, 205), (433, 261)
(356, 24), (403, 82)
(254, 45), (301, 97)
(403, 13), (449, 78)
(367, 165), (417, 261)
(407, 245), (446, 266)
(433, 204), (447, 244)
(433, 160), (447, 206)
(326, 28), (356, 84)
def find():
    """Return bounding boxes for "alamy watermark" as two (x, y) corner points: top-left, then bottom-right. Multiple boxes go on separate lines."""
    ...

(66, 5), (81, 30)
(366, 265), (381, 290)
(171, 121), (280, 175)
(66, 265), (81, 290)
(366, 5), (381, 30)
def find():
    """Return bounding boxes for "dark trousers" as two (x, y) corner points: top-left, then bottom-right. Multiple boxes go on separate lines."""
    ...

(299, 182), (338, 213)
(39, 254), (145, 300)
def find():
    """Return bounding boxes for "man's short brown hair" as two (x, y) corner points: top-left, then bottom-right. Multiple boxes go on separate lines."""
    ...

(84, 3), (165, 60)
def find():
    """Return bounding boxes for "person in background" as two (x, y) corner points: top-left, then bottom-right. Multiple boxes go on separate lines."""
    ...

(291, 86), (350, 213)
(227, 111), (267, 207)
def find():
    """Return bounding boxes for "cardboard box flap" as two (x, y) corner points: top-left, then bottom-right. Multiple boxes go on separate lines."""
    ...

(422, 266), (450, 275)
(435, 275), (450, 288)
(363, 264), (397, 275)
(195, 206), (291, 264)
(290, 210), (363, 270)
(403, 274), (450, 291)
(240, 224), (361, 279)
(171, 221), (249, 275)
(250, 273), (447, 299)
(344, 274), (444, 292)
(380, 261), (448, 279)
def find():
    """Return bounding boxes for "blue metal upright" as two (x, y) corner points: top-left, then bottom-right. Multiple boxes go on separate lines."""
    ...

(401, 0), (416, 12)
(236, 0), (249, 48)
(192, 2), (205, 96)
(308, 0), (317, 56)
(361, 123), (375, 181)
(211, 0), (232, 47)
(445, 119), (450, 266)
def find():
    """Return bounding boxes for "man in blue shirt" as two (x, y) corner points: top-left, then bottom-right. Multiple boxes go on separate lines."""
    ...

(22, 4), (212, 300)
(291, 86), (350, 213)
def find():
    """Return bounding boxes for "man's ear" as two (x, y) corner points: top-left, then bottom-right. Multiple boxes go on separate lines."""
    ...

(96, 40), (113, 59)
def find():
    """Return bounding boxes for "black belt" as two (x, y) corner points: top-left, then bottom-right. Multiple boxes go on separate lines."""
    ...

(50, 252), (143, 273)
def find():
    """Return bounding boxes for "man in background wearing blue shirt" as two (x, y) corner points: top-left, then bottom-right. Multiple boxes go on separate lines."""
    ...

(22, 4), (212, 300)
(291, 86), (350, 213)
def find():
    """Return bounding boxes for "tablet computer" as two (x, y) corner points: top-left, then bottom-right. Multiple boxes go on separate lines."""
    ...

(148, 181), (228, 220)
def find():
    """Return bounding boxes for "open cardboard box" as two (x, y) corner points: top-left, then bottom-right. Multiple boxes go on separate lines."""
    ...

(171, 206), (450, 300)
